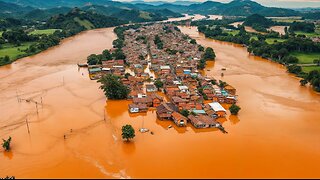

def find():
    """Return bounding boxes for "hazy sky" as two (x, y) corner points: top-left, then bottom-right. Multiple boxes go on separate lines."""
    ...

(116, 0), (320, 8)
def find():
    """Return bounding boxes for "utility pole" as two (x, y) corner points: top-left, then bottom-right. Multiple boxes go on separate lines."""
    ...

(35, 102), (39, 115)
(26, 115), (30, 134)
(16, 90), (21, 103)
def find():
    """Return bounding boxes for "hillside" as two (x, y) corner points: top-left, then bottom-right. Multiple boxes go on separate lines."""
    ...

(0, 0), (302, 19)
(45, 8), (125, 36)
(136, 0), (300, 17)
(0, 0), (119, 8)
(0, 1), (181, 22)
(243, 14), (274, 28)
(24, 7), (72, 20)
(0, 1), (34, 18)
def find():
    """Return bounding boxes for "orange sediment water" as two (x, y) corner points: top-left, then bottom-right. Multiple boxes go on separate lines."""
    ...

(0, 23), (320, 178)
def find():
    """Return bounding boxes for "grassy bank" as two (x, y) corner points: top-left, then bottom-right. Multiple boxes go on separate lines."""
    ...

(29, 29), (61, 35)
(0, 42), (35, 59)
(291, 52), (320, 64)
(302, 66), (320, 73)
(265, 38), (286, 44)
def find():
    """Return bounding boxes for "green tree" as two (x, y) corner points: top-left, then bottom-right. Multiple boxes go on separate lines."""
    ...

(287, 64), (302, 74)
(300, 79), (308, 86)
(139, 54), (145, 60)
(2, 136), (11, 151)
(190, 39), (197, 44)
(113, 48), (126, 60)
(124, 73), (131, 79)
(121, 124), (135, 141)
(198, 45), (204, 51)
(218, 80), (228, 89)
(203, 47), (216, 60)
(154, 79), (163, 89)
(98, 74), (130, 99)
(313, 59), (320, 66)
(87, 54), (99, 65)
(180, 109), (190, 117)
(3, 56), (10, 63)
(229, 104), (241, 115)
(102, 49), (112, 60)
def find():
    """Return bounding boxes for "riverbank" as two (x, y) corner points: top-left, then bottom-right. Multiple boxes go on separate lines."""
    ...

(1, 18), (320, 178)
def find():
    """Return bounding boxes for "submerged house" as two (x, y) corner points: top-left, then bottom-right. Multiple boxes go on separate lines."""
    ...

(208, 102), (227, 117)
(188, 114), (219, 129)
(88, 67), (102, 80)
(156, 103), (178, 120)
(133, 96), (153, 107)
(171, 112), (188, 127)
(224, 85), (236, 95)
(128, 103), (148, 113)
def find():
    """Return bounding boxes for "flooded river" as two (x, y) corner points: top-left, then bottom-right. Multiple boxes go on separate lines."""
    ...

(1, 20), (320, 178)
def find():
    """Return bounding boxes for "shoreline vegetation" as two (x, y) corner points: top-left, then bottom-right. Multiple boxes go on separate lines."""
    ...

(187, 15), (320, 92)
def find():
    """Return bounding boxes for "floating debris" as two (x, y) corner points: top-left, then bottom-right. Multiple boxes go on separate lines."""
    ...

(139, 128), (149, 133)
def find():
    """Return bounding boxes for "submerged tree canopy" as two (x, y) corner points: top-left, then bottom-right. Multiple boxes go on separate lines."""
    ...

(98, 74), (130, 100)
(121, 124), (135, 141)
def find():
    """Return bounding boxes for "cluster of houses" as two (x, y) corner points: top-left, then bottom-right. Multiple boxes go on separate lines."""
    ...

(118, 24), (238, 130)
(85, 23), (239, 131)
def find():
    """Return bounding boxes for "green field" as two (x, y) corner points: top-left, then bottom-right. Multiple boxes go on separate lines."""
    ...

(291, 52), (320, 64)
(74, 17), (94, 30)
(224, 30), (239, 36)
(250, 36), (258, 41)
(294, 31), (320, 38)
(139, 11), (152, 20)
(0, 42), (34, 60)
(265, 38), (286, 44)
(302, 66), (320, 73)
(29, 29), (60, 35)
(270, 17), (304, 23)
(294, 25), (320, 38)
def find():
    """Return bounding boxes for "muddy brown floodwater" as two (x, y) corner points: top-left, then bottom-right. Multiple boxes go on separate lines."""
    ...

(0, 20), (320, 178)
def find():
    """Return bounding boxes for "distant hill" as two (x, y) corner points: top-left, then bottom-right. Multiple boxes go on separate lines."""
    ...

(0, 0), (117, 8)
(1, 0), (301, 18)
(0, 1), (34, 18)
(24, 7), (72, 20)
(243, 14), (274, 28)
(45, 8), (125, 33)
(302, 12), (320, 20)
(135, 0), (300, 17)
(0, 0), (181, 22)
(81, 5), (182, 21)
(130, 1), (201, 6)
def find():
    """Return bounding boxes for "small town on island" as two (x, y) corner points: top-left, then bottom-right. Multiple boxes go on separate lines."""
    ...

(84, 23), (240, 133)
(1, 0), (320, 178)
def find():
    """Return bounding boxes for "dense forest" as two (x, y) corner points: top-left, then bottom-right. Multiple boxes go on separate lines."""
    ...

(243, 14), (274, 32)
(289, 22), (316, 33)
